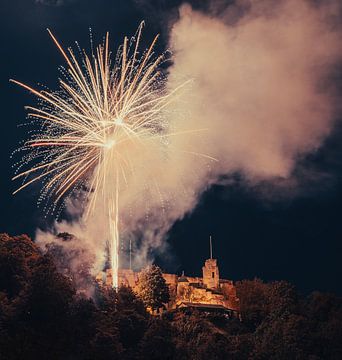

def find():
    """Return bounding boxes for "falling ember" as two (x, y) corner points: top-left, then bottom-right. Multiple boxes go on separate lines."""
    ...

(10, 23), (190, 288)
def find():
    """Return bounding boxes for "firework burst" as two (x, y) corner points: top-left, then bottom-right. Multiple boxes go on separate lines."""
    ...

(11, 23), (190, 288)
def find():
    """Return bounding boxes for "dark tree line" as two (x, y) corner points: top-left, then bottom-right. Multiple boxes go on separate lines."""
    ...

(0, 233), (341, 360)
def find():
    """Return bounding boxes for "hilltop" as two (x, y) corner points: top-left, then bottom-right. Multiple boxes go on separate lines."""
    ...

(0, 233), (341, 360)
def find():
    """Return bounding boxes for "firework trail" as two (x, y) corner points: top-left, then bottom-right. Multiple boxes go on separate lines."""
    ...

(11, 23), (193, 288)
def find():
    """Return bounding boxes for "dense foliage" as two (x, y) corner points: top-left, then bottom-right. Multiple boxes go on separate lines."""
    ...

(135, 264), (170, 312)
(0, 233), (341, 359)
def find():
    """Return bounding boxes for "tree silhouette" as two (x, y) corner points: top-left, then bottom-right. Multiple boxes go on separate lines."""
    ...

(136, 265), (170, 312)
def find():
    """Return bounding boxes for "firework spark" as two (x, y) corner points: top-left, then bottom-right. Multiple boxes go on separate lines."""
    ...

(11, 23), (192, 288)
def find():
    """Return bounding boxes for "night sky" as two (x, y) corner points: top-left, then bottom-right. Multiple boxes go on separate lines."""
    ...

(1, 0), (341, 295)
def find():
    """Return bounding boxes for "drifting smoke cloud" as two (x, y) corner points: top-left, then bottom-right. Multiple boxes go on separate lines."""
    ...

(37, 0), (342, 280)
(168, 0), (341, 180)
(36, 208), (107, 295)
(135, 0), (342, 240)
(143, 0), (341, 251)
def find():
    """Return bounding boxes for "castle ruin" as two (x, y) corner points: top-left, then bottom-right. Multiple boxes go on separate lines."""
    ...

(98, 245), (240, 316)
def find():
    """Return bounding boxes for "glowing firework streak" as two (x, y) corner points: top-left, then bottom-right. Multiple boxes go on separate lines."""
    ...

(11, 23), (190, 288)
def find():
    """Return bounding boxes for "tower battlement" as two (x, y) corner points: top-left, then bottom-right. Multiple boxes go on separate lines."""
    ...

(202, 258), (220, 289)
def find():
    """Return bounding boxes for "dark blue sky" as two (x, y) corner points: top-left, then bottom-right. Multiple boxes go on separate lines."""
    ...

(1, 0), (341, 295)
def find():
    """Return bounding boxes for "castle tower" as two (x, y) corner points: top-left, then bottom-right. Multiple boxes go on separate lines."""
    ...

(177, 271), (190, 300)
(202, 236), (220, 289)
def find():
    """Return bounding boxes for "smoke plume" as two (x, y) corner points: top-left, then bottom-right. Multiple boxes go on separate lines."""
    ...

(143, 0), (342, 244)
(37, 0), (342, 282)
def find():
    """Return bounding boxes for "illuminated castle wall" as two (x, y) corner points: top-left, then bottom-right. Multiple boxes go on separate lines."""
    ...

(99, 257), (240, 314)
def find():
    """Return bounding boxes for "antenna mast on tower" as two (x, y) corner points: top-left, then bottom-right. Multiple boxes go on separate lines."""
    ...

(210, 235), (213, 259)
(129, 238), (132, 270)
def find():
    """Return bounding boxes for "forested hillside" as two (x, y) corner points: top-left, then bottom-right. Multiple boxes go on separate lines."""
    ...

(0, 233), (341, 360)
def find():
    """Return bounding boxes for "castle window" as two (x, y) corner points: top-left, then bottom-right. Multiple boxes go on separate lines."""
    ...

(212, 272), (215, 278)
